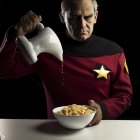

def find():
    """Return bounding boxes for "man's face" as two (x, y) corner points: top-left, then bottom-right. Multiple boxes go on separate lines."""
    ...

(61, 0), (98, 41)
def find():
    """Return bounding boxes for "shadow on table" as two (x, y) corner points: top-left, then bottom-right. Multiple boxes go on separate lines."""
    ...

(34, 121), (82, 135)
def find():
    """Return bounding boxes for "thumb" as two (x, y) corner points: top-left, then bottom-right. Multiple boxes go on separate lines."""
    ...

(38, 15), (42, 22)
(88, 100), (98, 109)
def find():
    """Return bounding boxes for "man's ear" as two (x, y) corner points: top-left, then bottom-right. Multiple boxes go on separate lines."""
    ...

(94, 11), (98, 23)
(59, 12), (65, 23)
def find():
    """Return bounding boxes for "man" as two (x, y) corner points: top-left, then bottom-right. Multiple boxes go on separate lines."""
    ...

(0, 0), (132, 126)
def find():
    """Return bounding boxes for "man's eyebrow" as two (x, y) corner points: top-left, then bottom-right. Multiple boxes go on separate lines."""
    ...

(69, 13), (94, 17)
(84, 14), (93, 17)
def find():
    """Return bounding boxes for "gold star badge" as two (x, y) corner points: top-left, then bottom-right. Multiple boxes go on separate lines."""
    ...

(124, 60), (129, 74)
(93, 65), (110, 79)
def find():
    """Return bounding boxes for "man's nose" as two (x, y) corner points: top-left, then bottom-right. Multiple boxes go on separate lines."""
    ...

(79, 17), (86, 28)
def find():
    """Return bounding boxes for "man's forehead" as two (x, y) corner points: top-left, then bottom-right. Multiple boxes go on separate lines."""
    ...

(66, 8), (94, 16)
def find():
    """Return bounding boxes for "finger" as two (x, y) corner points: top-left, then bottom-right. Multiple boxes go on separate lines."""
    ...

(89, 113), (102, 126)
(87, 100), (102, 126)
(88, 100), (98, 109)
(38, 15), (42, 22)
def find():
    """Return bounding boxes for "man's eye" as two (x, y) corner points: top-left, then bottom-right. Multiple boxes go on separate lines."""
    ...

(68, 17), (74, 21)
(68, 17), (77, 22)
(68, 16), (77, 19)
(84, 16), (92, 20)
(85, 17), (90, 20)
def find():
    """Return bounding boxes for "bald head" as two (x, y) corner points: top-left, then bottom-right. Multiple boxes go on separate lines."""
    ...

(61, 0), (98, 13)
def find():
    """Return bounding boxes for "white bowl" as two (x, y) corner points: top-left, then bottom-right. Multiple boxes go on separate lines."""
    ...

(53, 105), (96, 129)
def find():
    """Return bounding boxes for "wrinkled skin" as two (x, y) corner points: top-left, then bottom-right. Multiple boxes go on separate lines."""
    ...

(59, 0), (98, 41)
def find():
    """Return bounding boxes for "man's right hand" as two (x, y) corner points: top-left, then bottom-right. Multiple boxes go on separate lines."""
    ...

(15, 10), (42, 36)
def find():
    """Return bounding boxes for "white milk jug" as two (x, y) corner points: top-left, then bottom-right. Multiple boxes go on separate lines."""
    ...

(17, 23), (63, 64)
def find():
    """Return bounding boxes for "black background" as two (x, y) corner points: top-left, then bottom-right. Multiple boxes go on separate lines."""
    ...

(0, 0), (139, 119)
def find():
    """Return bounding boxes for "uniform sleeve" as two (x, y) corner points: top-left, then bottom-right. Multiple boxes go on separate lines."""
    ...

(0, 26), (36, 79)
(98, 53), (133, 119)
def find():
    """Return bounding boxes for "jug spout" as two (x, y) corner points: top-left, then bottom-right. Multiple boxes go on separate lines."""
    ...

(17, 23), (63, 64)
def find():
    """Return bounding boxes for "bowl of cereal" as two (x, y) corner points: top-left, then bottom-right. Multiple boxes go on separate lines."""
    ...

(52, 104), (96, 129)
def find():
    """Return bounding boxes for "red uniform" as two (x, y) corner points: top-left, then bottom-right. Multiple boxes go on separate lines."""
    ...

(0, 28), (132, 119)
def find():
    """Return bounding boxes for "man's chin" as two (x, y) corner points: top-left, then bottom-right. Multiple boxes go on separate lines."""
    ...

(72, 35), (90, 41)
(78, 35), (89, 41)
